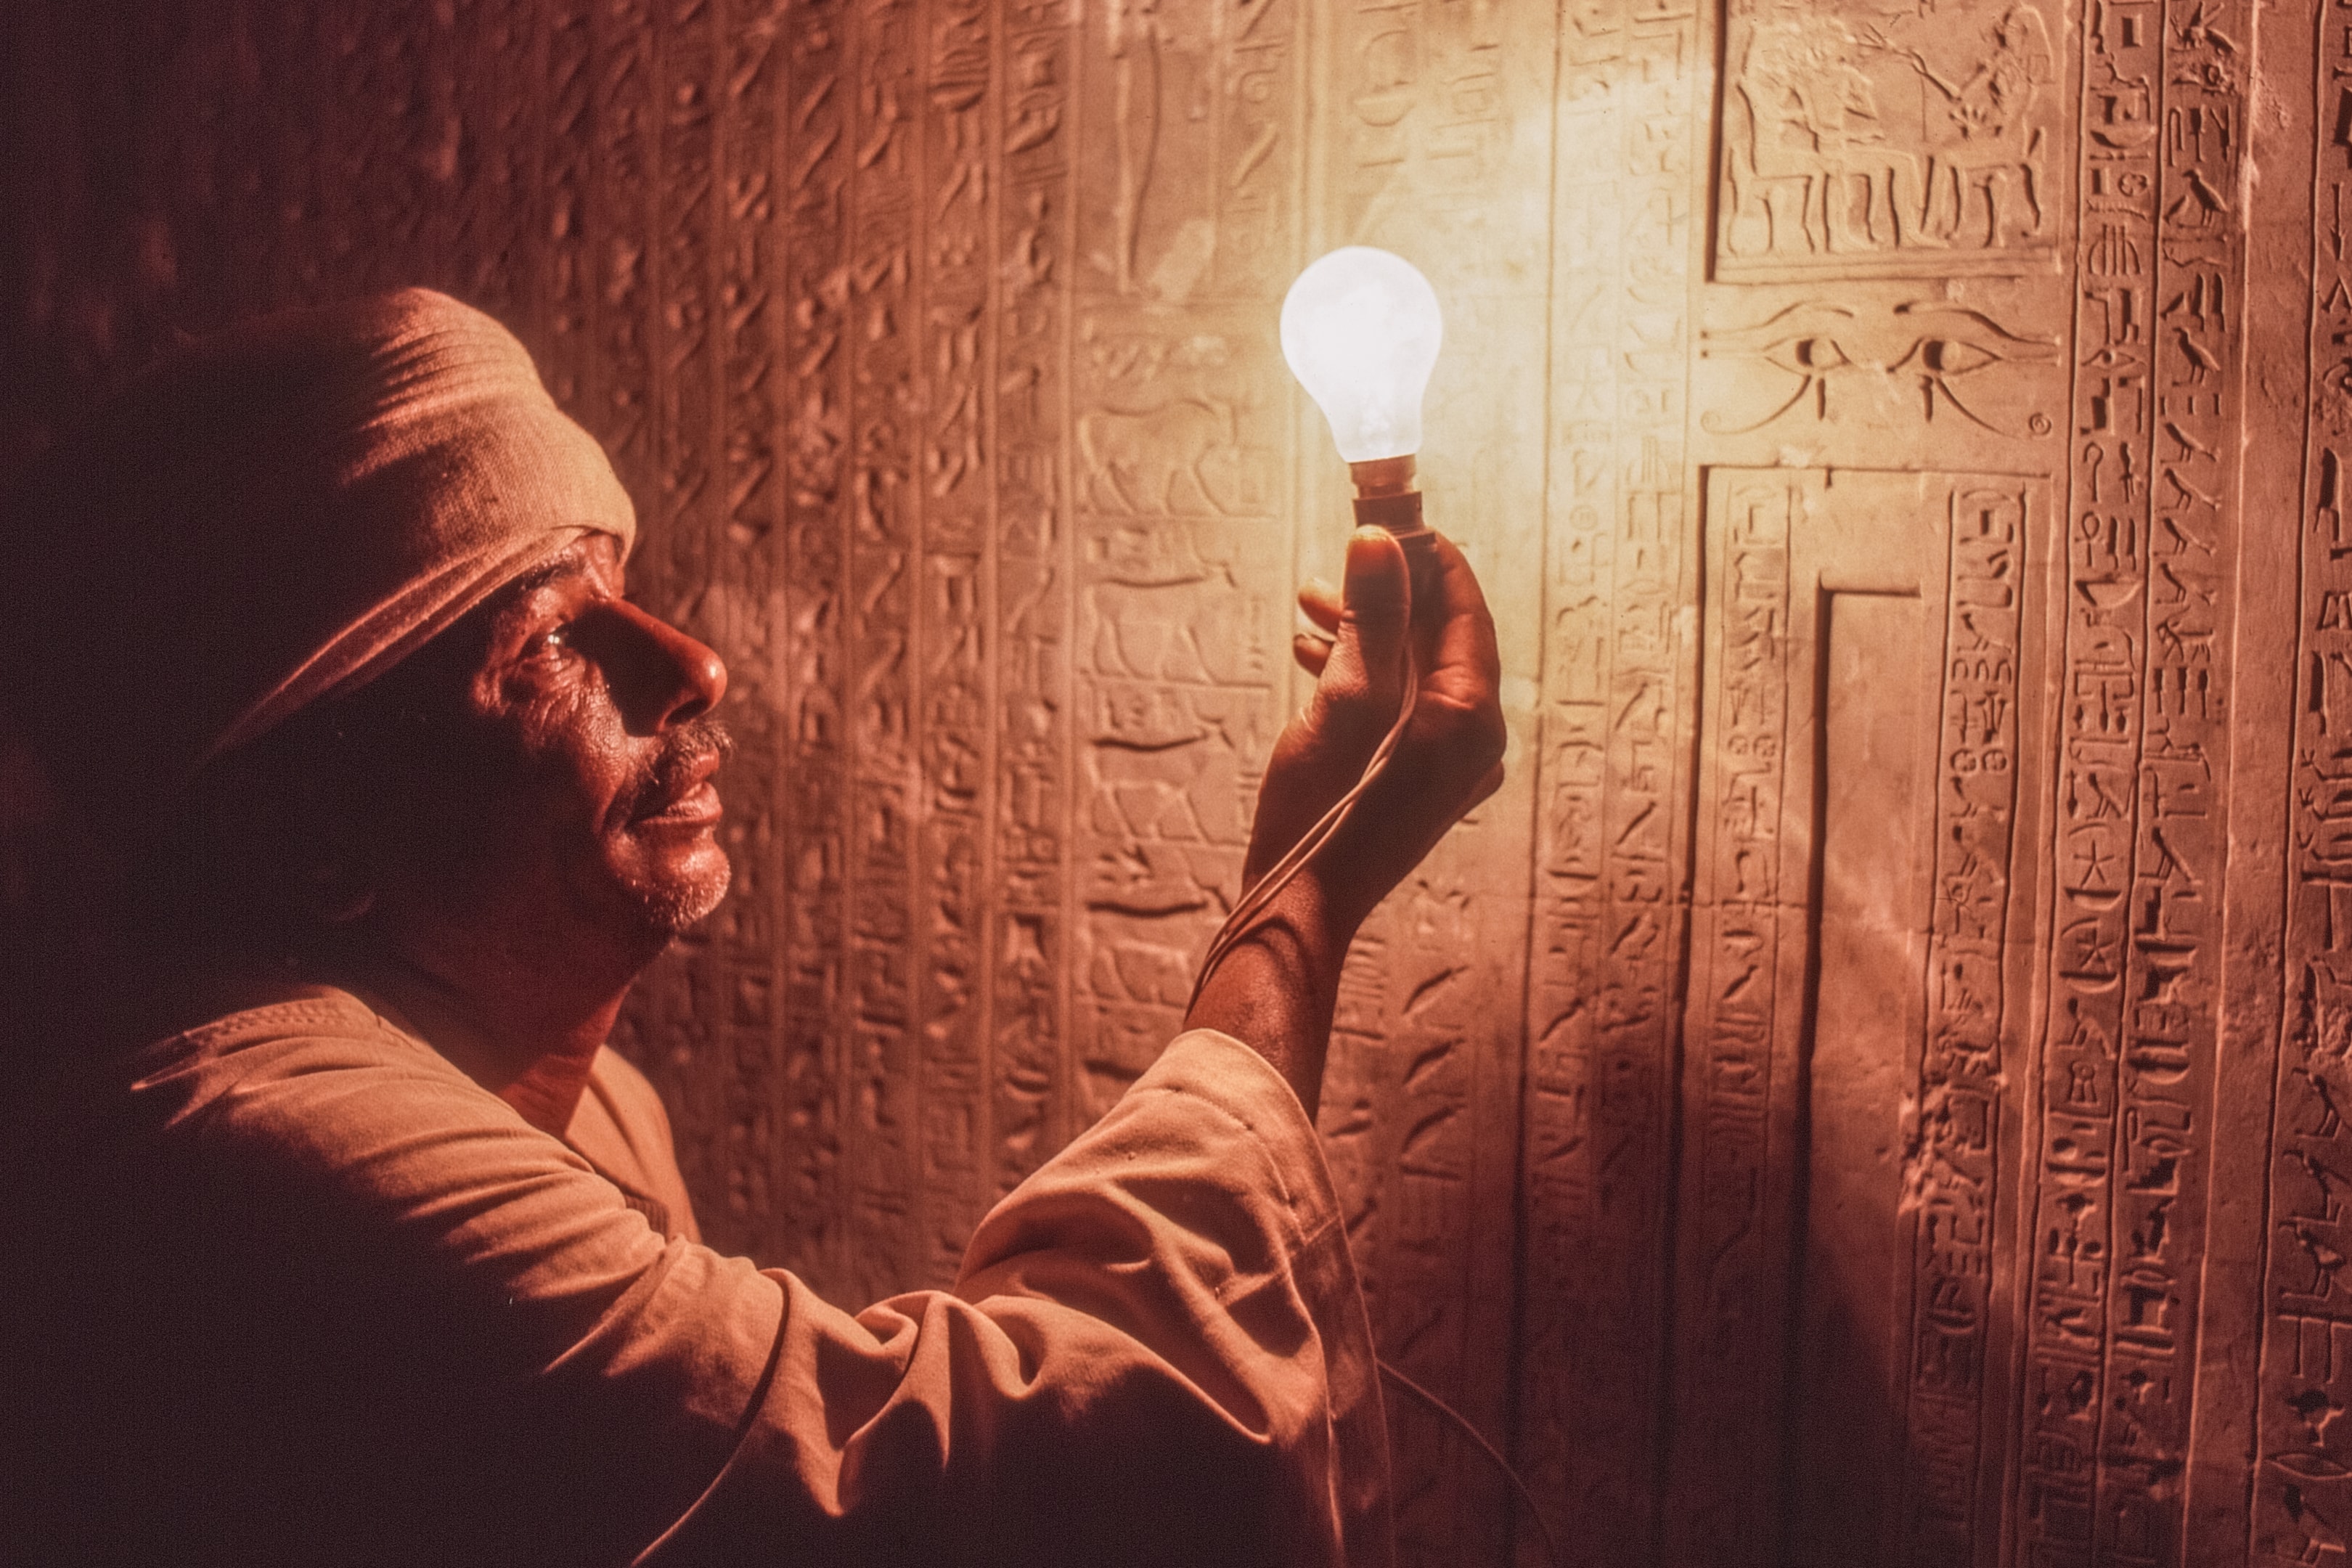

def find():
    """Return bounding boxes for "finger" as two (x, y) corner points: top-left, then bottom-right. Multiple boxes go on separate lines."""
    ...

(1471, 758), (1505, 809)
(1292, 632), (1332, 676)
(1297, 576), (1343, 637)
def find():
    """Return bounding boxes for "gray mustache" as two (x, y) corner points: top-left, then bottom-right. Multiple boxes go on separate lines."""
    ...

(630, 715), (733, 818)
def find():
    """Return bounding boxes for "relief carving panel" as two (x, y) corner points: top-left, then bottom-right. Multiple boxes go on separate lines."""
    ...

(1667, 468), (2049, 1568)
(1714, 0), (2062, 281)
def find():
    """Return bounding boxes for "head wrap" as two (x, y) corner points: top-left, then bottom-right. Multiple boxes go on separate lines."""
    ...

(1, 287), (636, 809)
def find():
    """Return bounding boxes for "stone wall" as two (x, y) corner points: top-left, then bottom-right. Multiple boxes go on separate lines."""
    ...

(3, 0), (2337, 1562)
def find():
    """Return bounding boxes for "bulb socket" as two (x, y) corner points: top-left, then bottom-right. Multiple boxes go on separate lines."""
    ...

(1347, 454), (1425, 535)
(1348, 454), (1417, 497)
(1347, 455), (1437, 603)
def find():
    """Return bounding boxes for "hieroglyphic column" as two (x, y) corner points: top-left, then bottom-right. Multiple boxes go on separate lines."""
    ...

(589, 0), (656, 489)
(911, 0), (999, 1283)
(2019, 0), (2245, 1556)
(538, 0), (597, 414)
(989, 0), (1077, 1191)
(1066, 0), (1295, 1140)
(391, 1), (457, 285)
(1906, 481), (2030, 1564)
(703, 0), (795, 1244)
(1668, 470), (1794, 1567)
(444, 0), (536, 323)
(839, 0), (925, 1305)
(321, 2), (441, 303)
(1521, 0), (1702, 1558)
(2253, 7), (2352, 1563)
(2014, 0), (2163, 1549)
(2088, 0), (2241, 1550)
(773, 0), (856, 1286)
(406, 1), (461, 289)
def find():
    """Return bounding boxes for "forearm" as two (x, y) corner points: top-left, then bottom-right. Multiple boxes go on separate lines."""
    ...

(1181, 869), (1358, 1115)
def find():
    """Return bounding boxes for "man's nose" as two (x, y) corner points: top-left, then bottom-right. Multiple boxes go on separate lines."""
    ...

(601, 599), (728, 730)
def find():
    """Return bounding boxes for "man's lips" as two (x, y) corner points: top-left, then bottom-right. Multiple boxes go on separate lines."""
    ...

(631, 753), (724, 827)
(639, 779), (721, 826)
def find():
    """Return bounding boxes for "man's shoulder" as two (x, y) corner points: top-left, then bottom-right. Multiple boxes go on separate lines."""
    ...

(95, 977), (463, 1140)
(128, 976), (419, 1070)
(3, 977), (516, 1263)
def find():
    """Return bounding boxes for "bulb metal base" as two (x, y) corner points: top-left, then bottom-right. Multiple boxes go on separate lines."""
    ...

(1347, 456), (1437, 602)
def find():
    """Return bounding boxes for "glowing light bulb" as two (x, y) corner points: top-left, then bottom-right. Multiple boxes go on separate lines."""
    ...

(1279, 246), (1443, 465)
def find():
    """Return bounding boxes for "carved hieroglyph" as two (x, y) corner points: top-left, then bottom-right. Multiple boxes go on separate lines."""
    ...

(0, 0), (2335, 1560)
(1715, 0), (2062, 279)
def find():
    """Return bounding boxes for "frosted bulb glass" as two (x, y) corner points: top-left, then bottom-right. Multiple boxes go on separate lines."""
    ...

(1279, 246), (1444, 465)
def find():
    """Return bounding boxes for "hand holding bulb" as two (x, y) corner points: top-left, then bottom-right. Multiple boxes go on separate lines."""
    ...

(1183, 521), (1504, 1106)
(1260, 240), (1497, 911)
(1184, 246), (1504, 1111)
(1262, 528), (1506, 909)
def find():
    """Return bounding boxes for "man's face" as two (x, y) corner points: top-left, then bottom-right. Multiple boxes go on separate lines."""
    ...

(373, 532), (732, 968)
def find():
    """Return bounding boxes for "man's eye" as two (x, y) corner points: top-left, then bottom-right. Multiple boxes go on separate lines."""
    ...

(530, 626), (575, 661)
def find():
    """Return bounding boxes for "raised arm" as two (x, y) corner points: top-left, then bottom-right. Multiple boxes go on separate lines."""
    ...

(1183, 527), (1506, 1114)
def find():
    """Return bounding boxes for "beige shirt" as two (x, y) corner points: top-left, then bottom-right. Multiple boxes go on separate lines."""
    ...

(4, 985), (1391, 1567)
(559, 1044), (702, 1246)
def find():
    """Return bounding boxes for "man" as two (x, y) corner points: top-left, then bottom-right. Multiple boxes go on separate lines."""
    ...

(0, 289), (1505, 1566)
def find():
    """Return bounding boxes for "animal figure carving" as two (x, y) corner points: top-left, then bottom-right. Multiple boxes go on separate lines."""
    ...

(1085, 730), (1220, 849)
(1720, 3), (2055, 261)
(1078, 397), (1244, 515)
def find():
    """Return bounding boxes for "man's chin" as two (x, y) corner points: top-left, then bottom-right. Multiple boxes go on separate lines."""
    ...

(616, 841), (733, 941)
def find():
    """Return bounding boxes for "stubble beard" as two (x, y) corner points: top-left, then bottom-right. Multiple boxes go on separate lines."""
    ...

(628, 844), (732, 939)
(611, 713), (735, 944)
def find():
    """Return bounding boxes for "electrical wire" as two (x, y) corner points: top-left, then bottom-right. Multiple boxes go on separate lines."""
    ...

(1183, 643), (1421, 1018)
(1183, 622), (1565, 1567)
(1377, 1358), (1566, 1568)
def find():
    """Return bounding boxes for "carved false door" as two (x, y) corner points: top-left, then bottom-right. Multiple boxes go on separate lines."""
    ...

(1669, 468), (2044, 1567)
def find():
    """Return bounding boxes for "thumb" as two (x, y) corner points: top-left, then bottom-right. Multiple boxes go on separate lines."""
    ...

(1309, 528), (1410, 751)
(1338, 526), (1410, 672)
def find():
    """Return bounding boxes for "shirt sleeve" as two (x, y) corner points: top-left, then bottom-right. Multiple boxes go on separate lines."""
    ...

(130, 1009), (1393, 1568)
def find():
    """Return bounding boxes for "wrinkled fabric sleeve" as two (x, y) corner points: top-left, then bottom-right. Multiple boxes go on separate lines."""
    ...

(134, 1012), (1392, 1568)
